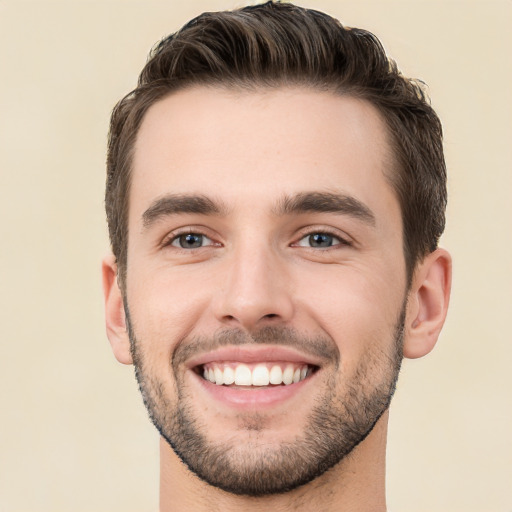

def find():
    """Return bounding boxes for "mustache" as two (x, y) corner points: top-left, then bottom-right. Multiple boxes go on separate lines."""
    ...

(172, 326), (340, 369)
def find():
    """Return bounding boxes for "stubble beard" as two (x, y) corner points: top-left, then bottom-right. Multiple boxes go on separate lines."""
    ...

(126, 307), (405, 497)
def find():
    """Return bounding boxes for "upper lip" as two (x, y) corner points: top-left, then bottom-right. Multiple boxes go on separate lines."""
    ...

(185, 345), (325, 370)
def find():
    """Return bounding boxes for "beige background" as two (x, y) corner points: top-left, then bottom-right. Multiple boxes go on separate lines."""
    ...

(1, 1), (511, 511)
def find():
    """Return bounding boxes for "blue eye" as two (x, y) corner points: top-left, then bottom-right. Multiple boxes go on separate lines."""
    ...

(171, 233), (212, 249)
(296, 232), (346, 248)
(308, 233), (334, 248)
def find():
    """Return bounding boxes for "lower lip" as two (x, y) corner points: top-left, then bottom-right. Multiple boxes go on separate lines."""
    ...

(192, 372), (315, 410)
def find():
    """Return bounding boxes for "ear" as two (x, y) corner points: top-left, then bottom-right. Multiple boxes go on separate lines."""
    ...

(102, 254), (133, 365)
(403, 248), (452, 359)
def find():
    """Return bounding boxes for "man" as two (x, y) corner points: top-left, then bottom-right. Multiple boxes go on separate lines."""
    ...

(102, 2), (451, 510)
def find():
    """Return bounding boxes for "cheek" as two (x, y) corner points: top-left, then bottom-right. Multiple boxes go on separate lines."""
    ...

(293, 262), (405, 359)
(126, 266), (214, 365)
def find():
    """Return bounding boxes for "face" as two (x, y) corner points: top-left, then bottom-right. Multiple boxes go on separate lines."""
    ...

(124, 87), (408, 495)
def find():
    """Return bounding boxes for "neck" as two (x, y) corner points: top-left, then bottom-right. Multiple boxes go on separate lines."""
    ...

(159, 412), (389, 512)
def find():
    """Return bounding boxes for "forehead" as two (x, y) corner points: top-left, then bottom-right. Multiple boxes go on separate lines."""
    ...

(130, 86), (398, 225)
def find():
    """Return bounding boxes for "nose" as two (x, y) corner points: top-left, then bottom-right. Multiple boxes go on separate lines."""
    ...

(212, 242), (295, 331)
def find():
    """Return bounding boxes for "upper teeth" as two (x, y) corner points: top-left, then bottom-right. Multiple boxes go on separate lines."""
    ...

(202, 363), (311, 386)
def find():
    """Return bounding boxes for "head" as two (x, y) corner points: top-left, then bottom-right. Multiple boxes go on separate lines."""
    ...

(103, 1), (451, 499)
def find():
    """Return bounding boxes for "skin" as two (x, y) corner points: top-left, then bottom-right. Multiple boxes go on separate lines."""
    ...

(103, 87), (451, 511)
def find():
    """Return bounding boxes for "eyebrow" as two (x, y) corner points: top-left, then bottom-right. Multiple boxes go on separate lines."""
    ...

(141, 190), (376, 230)
(275, 191), (376, 225)
(142, 194), (229, 229)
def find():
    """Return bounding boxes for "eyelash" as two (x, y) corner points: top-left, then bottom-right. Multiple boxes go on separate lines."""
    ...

(292, 228), (352, 250)
(161, 228), (218, 251)
(162, 227), (352, 251)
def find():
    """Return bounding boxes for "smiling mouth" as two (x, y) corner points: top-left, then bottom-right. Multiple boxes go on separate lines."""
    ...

(195, 362), (318, 387)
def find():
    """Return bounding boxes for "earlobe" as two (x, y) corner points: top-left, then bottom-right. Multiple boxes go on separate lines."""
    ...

(102, 254), (133, 365)
(403, 248), (452, 359)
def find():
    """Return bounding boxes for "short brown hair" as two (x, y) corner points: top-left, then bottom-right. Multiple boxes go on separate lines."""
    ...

(106, 1), (446, 288)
